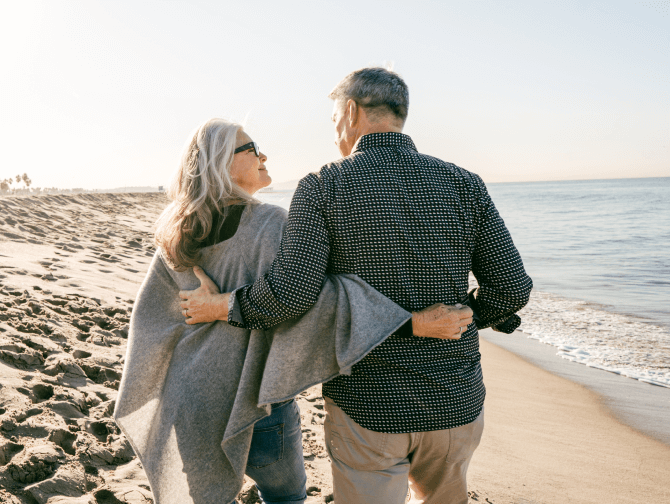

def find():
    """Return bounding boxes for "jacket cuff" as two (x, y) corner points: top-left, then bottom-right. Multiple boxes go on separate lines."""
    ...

(467, 289), (522, 333)
(492, 314), (521, 334)
(227, 286), (247, 328)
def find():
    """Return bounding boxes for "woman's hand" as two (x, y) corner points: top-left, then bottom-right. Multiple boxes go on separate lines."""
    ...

(179, 266), (230, 324)
(412, 303), (474, 340)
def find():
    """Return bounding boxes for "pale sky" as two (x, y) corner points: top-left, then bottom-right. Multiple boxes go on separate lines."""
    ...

(1, 0), (668, 190)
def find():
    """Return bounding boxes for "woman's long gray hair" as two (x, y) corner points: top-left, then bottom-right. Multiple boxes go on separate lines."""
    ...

(154, 118), (256, 270)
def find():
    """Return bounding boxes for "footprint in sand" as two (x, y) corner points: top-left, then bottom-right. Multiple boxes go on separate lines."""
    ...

(0, 231), (26, 241)
(72, 349), (91, 359)
(68, 304), (89, 315)
(23, 224), (47, 237)
(41, 272), (70, 282)
(96, 254), (119, 263)
(0, 440), (25, 465)
(29, 383), (55, 402)
(78, 362), (122, 385)
(48, 429), (77, 455)
(0, 194), (170, 502)
(124, 240), (143, 250)
(44, 298), (68, 308)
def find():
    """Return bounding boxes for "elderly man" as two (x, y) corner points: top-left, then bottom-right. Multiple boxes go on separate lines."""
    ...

(182, 67), (532, 504)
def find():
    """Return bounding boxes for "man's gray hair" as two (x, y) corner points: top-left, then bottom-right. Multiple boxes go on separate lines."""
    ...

(329, 67), (409, 123)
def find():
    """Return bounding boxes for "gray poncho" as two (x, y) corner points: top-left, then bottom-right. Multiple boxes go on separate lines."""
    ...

(114, 204), (411, 504)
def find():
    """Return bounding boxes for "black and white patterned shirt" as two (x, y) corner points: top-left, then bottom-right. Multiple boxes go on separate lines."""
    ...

(230, 133), (532, 433)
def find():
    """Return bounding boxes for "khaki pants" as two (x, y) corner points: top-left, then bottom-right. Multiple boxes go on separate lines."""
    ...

(324, 397), (484, 504)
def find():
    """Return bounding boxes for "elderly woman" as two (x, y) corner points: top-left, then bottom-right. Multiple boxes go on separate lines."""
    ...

(114, 118), (471, 504)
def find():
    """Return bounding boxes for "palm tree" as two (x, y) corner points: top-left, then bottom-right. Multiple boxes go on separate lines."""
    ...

(22, 173), (32, 187)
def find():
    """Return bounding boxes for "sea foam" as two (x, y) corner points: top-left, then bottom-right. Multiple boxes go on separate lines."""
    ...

(517, 290), (670, 388)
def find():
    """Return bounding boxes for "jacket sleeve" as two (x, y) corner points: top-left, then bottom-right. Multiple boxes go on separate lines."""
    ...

(229, 175), (330, 330)
(470, 175), (533, 333)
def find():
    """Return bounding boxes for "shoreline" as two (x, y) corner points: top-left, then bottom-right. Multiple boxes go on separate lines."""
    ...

(510, 287), (670, 388)
(471, 330), (670, 503)
(527, 286), (670, 331)
(480, 328), (670, 445)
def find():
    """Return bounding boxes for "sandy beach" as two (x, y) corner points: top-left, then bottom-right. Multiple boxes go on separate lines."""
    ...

(470, 336), (670, 504)
(1, 193), (669, 504)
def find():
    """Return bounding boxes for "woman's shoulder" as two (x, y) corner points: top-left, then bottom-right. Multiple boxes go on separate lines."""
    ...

(244, 202), (288, 228)
(234, 203), (287, 272)
(237, 203), (287, 244)
(250, 202), (288, 218)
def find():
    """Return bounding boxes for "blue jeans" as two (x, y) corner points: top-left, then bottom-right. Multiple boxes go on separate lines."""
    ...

(244, 399), (307, 504)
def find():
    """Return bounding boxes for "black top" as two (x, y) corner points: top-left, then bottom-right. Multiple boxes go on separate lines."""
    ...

(199, 205), (245, 247)
(229, 133), (532, 433)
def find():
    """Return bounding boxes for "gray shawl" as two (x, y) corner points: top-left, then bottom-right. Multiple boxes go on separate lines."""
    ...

(114, 204), (411, 504)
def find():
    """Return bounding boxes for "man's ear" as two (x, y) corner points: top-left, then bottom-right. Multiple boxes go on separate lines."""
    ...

(347, 99), (358, 127)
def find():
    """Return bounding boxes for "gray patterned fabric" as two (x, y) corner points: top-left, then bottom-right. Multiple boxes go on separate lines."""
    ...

(114, 203), (411, 504)
(230, 133), (533, 433)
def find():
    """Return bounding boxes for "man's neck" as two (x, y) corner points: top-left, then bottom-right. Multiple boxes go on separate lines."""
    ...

(360, 123), (404, 136)
(350, 124), (403, 151)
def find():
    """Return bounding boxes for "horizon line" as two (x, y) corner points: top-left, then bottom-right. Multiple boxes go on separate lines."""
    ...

(1, 175), (668, 194)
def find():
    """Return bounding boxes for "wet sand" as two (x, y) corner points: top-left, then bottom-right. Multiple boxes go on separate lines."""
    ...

(470, 333), (670, 504)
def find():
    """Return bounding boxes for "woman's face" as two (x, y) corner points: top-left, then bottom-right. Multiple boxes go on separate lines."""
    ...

(229, 130), (271, 195)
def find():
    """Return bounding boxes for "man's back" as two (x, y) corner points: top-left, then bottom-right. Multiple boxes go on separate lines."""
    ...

(233, 132), (532, 433)
(320, 132), (486, 311)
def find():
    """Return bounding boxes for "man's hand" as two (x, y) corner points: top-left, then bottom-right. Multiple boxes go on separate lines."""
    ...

(412, 303), (474, 340)
(179, 266), (230, 325)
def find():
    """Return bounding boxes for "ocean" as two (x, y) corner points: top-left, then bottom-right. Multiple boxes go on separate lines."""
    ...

(258, 177), (670, 388)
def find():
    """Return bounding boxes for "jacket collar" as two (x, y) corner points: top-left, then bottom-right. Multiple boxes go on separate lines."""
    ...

(351, 132), (417, 154)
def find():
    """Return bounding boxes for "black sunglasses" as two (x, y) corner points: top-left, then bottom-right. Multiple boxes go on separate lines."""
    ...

(234, 141), (260, 157)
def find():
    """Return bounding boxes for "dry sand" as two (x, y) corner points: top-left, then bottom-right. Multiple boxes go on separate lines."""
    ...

(0, 193), (668, 504)
(0, 193), (332, 504)
(0, 193), (164, 504)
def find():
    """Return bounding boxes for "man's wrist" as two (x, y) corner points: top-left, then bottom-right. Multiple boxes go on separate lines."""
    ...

(219, 292), (231, 320)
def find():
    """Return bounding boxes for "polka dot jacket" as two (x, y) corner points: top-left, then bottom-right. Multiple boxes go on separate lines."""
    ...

(230, 132), (533, 433)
